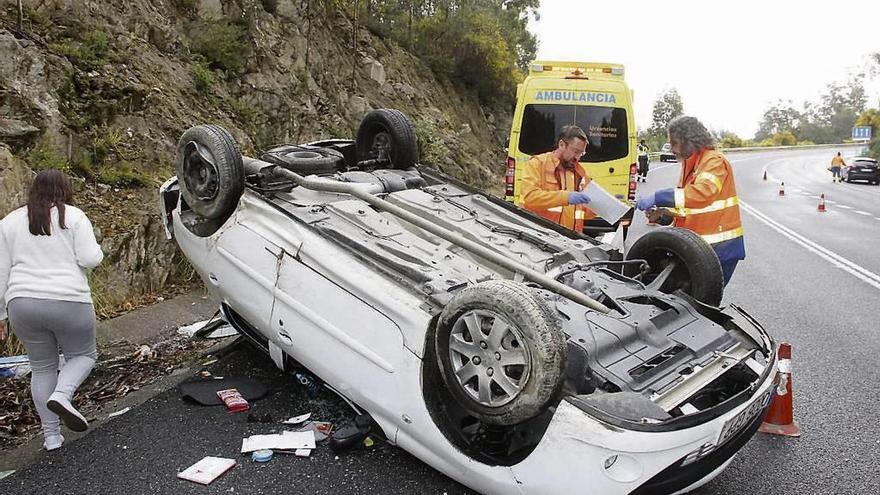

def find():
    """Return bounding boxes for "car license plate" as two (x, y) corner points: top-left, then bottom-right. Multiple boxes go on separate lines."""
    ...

(716, 388), (772, 447)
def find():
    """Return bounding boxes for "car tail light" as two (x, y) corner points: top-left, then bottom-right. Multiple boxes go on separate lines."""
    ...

(627, 163), (638, 201)
(505, 157), (516, 197)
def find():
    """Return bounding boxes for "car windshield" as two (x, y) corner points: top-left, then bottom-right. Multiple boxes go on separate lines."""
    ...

(518, 104), (629, 163)
(662, 143), (671, 151)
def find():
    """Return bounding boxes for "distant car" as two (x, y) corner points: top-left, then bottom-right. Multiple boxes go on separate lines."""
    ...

(160, 109), (777, 495)
(659, 143), (676, 162)
(842, 157), (880, 185)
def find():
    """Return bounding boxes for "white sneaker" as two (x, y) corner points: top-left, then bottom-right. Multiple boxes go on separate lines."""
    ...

(47, 393), (88, 432)
(43, 433), (64, 451)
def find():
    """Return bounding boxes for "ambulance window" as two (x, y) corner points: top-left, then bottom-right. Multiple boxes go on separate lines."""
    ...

(519, 104), (629, 163)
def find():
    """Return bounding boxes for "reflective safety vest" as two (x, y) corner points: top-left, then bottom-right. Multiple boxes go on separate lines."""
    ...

(521, 151), (595, 232)
(655, 148), (745, 263)
(637, 143), (649, 157)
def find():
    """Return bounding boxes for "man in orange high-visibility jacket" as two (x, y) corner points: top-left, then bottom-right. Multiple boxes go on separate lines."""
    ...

(521, 125), (596, 232)
(636, 116), (745, 286)
(830, 152), (846, 183)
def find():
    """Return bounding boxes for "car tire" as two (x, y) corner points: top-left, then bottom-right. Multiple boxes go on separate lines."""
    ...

(624, 227), (724, 306)
(356, 108), (419, 169)
(435, 280), (566, 426)
(176, 124), (244, 220)
(261, 145), (344, 176)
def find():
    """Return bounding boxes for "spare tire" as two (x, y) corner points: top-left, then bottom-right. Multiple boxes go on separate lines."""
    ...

(625, 227), (724, 306)
(261, 145), (344, 176)
(435, 280), (566, 426)
(356, 109), (418, 169)
(176, 124), (244, 220)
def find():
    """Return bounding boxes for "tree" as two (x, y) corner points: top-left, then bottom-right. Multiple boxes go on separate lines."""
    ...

(754, 100), (801, 141)
(718, 130), (743, 149)
(649, 88), (684, 139)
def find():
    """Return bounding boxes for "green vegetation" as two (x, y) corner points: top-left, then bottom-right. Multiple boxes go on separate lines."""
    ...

(49, 29), (113, 67)
(754, 75), (866, 144)
(642, 88), (684, 149)
(192, 63), (215, 94)
(414, 116), (447, 166)
(358, 0), (538, 104)
(189, 19), (252, 74)
(24, 141), (70, 173)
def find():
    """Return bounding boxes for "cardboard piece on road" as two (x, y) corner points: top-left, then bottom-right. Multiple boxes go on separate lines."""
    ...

(583, 181), (631, 226)
(241, 430), (317, 453)
(177, 456), (236, 485)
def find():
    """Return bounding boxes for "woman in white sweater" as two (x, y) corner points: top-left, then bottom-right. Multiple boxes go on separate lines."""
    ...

(0, 169), (104, 451)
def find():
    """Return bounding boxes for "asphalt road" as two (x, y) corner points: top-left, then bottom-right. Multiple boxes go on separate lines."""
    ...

(632, 146), (880, 495)
(2, 146), (878, 494)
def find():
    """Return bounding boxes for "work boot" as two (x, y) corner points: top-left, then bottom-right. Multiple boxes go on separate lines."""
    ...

(47, 392), (88, 432)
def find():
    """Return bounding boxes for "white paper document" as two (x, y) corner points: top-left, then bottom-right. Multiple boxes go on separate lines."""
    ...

(177, 456), (236, 485)
(240, 431), (316, 453)
(584, 181), (631, 225)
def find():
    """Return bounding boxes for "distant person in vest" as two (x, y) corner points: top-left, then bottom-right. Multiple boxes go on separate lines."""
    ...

(830, 152), (846, 183)
(637, 139), (650, 182)
(635, 116), (745, 286)
(0, 169), (104, 451)
(521, 125), (596, 231)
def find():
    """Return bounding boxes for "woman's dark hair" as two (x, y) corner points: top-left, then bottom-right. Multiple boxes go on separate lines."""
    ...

(27, 169), (74, 236)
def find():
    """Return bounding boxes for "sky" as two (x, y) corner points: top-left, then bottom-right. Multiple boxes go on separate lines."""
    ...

(532, 0), (880, 139)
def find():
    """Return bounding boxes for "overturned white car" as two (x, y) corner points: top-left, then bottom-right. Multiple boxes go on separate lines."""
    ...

(160, 109), (777, 495)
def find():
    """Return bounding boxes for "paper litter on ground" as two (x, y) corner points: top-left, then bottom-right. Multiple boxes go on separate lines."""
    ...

(107, 407), (131, 419)
(177, 456), (236, 485)
(241, 430), (316, 453)
(177, 320), (212, 338)
(282, 413), (311, 425)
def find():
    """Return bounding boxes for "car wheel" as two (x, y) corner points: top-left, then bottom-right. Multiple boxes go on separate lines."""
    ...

(435, 280), (566, 426)
(356, 108), (419, 169)
(261, 145), (344, 175)
(176, 124), (244, 220)
(624, 227), (724, 306)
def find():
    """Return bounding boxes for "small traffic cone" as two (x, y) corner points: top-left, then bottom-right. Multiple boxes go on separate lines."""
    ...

(759, 342), (801, 437)
(817, 193), (826, 212)
(778, 182), (785, 196)
(762, 169), (767, 181)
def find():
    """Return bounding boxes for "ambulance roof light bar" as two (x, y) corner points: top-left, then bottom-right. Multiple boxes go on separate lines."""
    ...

(529, 61), (625, 78)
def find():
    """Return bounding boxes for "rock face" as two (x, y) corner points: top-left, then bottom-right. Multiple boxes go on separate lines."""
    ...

(0, 0), (510, 315)
(0, 146), (31, 216)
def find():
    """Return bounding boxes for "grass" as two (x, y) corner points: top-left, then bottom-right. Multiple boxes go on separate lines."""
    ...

(1, 332), (26, 358)
(192, 63), (215, 94)
(24, 142), (70, 173)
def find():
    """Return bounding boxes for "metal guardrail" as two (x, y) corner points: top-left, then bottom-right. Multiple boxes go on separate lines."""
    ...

(646, 142), (863, 160)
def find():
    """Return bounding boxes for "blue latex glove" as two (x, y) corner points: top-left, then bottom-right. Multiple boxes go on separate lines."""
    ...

(636, 192), (656, 211)
(568, 191), (591, 205)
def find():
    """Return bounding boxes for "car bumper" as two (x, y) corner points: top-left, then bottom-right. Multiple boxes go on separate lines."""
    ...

(846, 172), (879, 181)
(507, 361), (776, 494)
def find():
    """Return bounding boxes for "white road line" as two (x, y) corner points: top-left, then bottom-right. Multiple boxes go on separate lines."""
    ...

(825, 200), (837, 204)
(855, 210), (872, 216)
(837, 204), (853, 209)
(740, 201), (880, 290)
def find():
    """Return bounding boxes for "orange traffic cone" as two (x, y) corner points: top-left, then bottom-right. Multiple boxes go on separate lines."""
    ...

(778, 182), (785, 196)
(759, 342), (801, 437)
(762, 169), (767, 181)
(817, 193), (826, 212)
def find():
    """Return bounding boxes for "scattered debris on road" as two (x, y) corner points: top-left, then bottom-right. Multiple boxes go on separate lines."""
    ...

(177, 456), (236, 485)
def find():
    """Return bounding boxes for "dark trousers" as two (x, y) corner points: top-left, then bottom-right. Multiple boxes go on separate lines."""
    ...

(638, 156), (649, 179)
(721, 260), (739, 287)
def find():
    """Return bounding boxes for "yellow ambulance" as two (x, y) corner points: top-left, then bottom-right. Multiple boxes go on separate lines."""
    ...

(504, 61), (637, 235)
